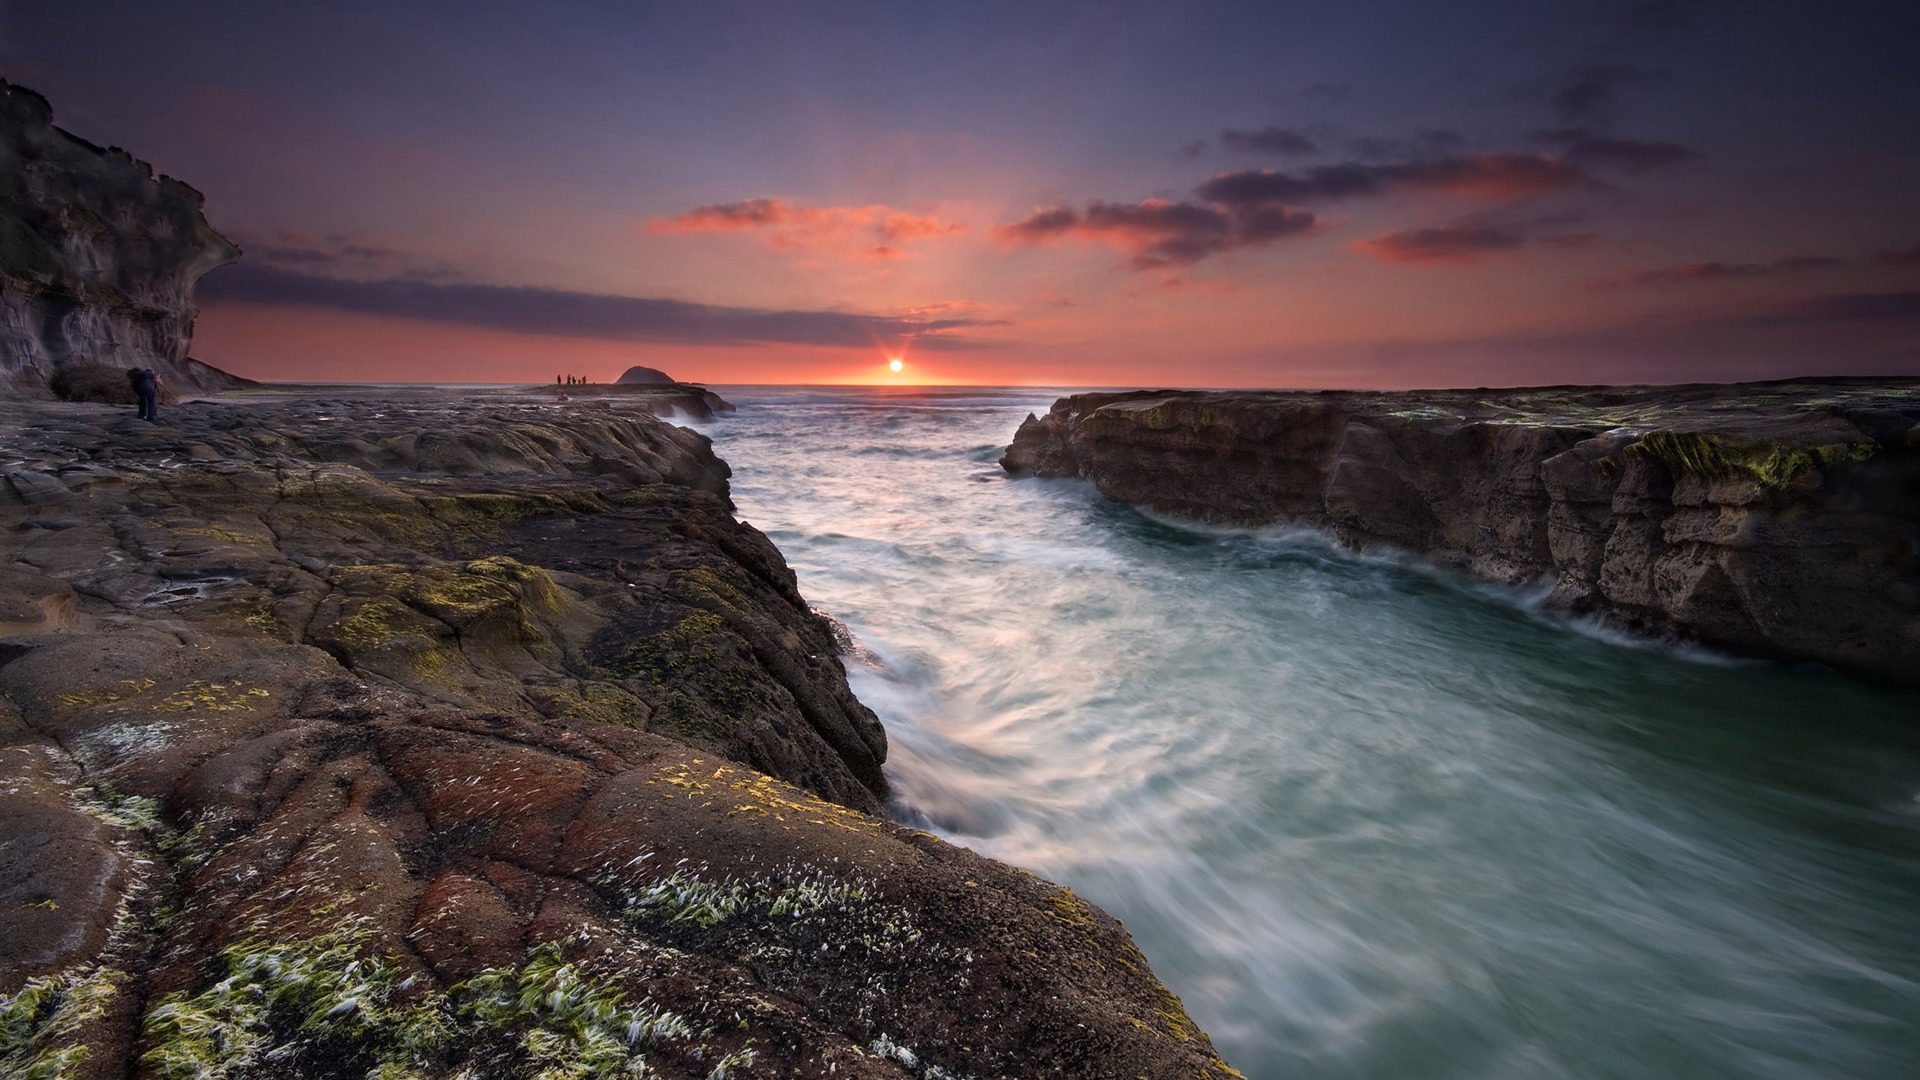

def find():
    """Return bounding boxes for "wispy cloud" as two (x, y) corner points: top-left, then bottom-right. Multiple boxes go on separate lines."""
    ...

(1533, 127), (1696, 173)
(1735, 290), (1920, 324)
(197, 265), (999, 349)
(1526, 63), (1669, 125)
(1216, 125), (1319, 156)
(647, 197), (965, 259)
(1592, 255), (1846, 288)
(1353, 225), (1529, 264)
(226, 228), (462, 281)
(1345, 129), (1465, 161)
(1876, 242), (1920, 267)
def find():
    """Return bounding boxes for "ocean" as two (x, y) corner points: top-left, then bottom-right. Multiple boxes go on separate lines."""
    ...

(701, 385), (1920, 1080)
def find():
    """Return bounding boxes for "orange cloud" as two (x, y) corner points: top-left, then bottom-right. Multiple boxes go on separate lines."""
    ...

(648, 197), (965, 259)
(1353, 225), (1527, 265)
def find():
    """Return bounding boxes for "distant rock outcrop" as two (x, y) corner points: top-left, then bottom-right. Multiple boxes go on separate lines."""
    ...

(533, 381), (737, 419)
(1004, 379), (1920, 684)
(0, 80), (248, 400)
(615, 364), (675, 384)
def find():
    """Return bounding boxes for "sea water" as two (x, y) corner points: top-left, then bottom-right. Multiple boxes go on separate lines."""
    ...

(701, 385), (1920, 1080)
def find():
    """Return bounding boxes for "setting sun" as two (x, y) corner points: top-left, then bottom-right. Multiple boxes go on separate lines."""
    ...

(888, 357), (904, 372)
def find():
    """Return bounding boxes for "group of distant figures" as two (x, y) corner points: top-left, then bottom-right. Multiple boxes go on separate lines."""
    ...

(557, 375), (591, 385)
(126, 366), (161, 421)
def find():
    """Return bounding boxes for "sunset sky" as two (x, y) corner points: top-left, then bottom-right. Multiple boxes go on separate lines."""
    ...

(6, 0), (1918, 387)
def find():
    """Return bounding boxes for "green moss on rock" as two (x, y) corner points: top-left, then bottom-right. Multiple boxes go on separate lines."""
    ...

(611, 611), (728, 690)
(0, 966), (125, 1080)
(140, 922), (712, 1080)
(1625, 430), (1877, 489)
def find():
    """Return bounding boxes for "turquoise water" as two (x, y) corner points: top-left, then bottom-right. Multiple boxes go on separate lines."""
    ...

(702, 386), (1920, 1080)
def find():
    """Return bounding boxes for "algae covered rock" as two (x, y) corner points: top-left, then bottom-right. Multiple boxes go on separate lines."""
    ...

(0, 395), (1238, 1079)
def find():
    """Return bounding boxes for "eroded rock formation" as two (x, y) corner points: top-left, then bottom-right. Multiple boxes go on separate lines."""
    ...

(0, 398), (1235, 1078)
(1, 81), (248, 400)
(1003, 380), (1920, 683)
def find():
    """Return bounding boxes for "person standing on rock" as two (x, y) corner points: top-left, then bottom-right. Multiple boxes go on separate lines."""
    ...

(127, 366), (159, 422)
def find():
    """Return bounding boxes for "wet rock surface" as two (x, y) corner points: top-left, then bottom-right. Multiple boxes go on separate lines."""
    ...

(1003, 379), (1920, 684)
(530, 380), (739, 420)
(0, 395), (1235, 1079)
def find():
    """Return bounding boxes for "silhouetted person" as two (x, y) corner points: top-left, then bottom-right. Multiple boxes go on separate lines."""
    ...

(127, 366), (159, 422)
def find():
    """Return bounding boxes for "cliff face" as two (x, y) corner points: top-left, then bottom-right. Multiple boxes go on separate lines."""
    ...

(0, 81), (243, 399)
(1003, 380), (1920, 684)
(0, 397), (1234, 1078)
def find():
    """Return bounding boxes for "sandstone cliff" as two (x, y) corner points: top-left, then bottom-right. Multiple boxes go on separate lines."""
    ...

(0, 397), (1235, 1078)
(1003, 380), (1920, 684)
(0, 80), (245, 400)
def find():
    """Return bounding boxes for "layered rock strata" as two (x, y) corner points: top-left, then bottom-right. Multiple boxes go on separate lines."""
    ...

(1, 81), (246, 400)
(522, 380), (738, 420)
(0, 397), (1235, 1079)
(1003, 380), (1920, 683)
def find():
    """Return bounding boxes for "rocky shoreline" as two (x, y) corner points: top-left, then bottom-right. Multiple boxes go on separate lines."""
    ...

(0, 395), (1237, 1078)
(225, 380), (742, 422)
(2, 75), (1239, 1077)
(1002, 381), (1920, 684)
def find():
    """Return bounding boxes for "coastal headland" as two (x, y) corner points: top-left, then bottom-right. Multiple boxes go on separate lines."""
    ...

(0, 77), (1234, 1079)
(1003, 383), (1920, 684)
(0, 393), (1237, 1078)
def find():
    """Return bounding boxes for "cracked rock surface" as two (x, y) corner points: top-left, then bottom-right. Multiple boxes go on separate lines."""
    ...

(0, 395), (1236, 1080)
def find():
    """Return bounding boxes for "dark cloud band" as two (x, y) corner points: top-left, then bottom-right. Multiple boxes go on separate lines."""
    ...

(1196, 153), (1587, 206)
(1217, 126), (1319, 156)
(197, 265), (995, 349)
(994, 198), (1314, 270)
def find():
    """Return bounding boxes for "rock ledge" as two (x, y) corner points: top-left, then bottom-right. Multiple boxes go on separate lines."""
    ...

(0, 396), (1235, 1079)
(1003, 379), (1920, 683)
